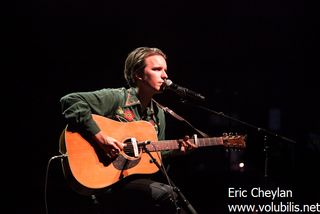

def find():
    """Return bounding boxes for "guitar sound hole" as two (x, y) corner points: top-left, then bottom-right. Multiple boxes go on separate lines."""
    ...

(112, 139), (142, 171)
(123, 138), (142, 159)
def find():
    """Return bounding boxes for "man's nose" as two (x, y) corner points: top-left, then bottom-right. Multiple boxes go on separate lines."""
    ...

(161, 70), (168, 79)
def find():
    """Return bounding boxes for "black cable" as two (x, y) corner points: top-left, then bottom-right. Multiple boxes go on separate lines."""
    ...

(44, 154), (67, 214)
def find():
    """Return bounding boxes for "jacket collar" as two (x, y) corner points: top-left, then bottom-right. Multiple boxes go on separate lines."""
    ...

(124, 87), (141, 107)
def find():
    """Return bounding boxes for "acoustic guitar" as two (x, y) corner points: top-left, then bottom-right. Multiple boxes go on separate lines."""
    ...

(59, 114), (246, 195)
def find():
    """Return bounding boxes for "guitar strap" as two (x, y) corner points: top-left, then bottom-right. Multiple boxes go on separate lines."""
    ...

(152, 99), (209, 138)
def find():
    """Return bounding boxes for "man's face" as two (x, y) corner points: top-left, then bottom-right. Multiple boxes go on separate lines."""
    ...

(142, 55), (168, 92)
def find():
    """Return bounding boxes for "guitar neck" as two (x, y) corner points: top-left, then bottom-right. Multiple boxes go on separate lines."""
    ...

(145, 137), (223, 152)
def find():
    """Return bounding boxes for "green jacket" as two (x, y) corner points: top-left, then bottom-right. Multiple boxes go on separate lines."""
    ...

(60, 87), (166, 141)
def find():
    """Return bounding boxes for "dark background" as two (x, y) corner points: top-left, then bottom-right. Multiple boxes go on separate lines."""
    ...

(11, 0), (319, 213)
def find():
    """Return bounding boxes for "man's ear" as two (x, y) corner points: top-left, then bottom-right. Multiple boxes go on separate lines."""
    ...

(134, 72), (144, 81)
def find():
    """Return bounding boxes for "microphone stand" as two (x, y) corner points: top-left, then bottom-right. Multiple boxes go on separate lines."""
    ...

(142, 143), (198, 214)
(179, 99), (296, 183)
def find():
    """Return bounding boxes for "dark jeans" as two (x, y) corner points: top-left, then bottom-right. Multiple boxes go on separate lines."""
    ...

(93, 178), (188, 214)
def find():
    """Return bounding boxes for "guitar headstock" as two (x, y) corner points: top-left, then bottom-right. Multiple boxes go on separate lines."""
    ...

(222, 133), (246, 149)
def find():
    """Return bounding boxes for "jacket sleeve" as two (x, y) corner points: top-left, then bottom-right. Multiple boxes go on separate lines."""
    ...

(60, 88), (124, 135)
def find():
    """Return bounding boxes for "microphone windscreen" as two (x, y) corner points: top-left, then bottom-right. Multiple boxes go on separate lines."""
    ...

(164, 79), (173, 87)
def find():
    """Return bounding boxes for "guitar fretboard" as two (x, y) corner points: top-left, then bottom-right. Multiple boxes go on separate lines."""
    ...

(145, 137), (224, 152)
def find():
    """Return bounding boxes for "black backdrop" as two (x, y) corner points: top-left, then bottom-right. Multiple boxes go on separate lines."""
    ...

(11, 0), (319, 213)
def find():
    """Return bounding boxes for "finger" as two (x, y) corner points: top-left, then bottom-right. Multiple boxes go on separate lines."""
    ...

(114, 141), (124, 151)
(183, 136), (192, 147)
(187, 141), (197, 148)
(107, 137), (123, 151)
(184, 135), (197, 148)
(180, 141), (188, 148)
(178, 140), (186, 152)
(180, 145), (186, 152)
(111, 148), (119, 155)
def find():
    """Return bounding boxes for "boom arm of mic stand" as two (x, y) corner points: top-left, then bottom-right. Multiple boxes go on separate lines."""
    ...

(181, 100), (297, 144)
(180, 99), (297, 185)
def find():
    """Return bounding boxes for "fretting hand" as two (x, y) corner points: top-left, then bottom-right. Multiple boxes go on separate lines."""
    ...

(179, 135), (197, 153)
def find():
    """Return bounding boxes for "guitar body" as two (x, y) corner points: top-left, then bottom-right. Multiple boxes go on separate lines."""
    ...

(59, 114), (161, 195)
(59, 114), (246, 195)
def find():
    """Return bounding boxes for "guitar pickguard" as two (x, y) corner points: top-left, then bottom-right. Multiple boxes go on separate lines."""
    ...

(113, 154), (141, 171)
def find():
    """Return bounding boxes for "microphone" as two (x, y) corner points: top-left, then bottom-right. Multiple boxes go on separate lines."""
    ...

(164, 79), (205, 101)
